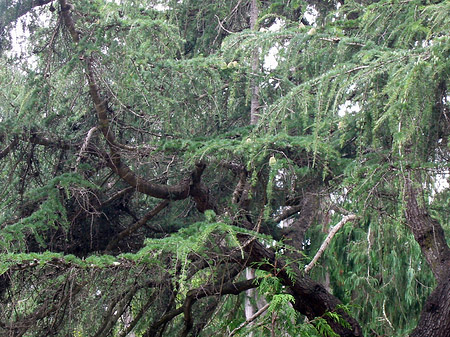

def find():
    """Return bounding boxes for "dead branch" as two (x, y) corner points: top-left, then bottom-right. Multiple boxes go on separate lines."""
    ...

(304, 214), (357, 273)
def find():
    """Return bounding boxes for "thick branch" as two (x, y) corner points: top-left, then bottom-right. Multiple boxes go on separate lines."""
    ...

(190, 162), (217, 212)
(146, 278), (260, 337)
(105, 156), (191, 199)
(241, 235), (363, 336)
(273, 204), (303, 223)
(28, 131), (73, 150)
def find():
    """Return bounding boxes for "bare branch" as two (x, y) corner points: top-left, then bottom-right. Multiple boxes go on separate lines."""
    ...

(229, 302), (270, 336)
(304, 214), (357, 273)
(75, 126), (98, 171)
(104, 200), (170, 253)
(0, 137), (18, 160)
(146, 278), (261, 336)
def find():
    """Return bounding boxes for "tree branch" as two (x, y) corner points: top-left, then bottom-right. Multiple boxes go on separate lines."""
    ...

(404, 175), (450, 280)
(241, 235), (363, 336)
(104, 200), (170, 253)
(145, 278), (261, 337)
(2, 280), (86, 337)
(75, 126), (98, 171)
(59, 0), (215, 205)
(229, 302), (270, 336)
(305, 214), (357, 273)
(0, 137), (18, 160)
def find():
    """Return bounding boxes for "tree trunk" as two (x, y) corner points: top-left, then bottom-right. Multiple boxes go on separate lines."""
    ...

(410, 275), (450, 337)
(405, 175), (450, 336)
(244, 268), (256, 337)
(249, 0), (260, 125)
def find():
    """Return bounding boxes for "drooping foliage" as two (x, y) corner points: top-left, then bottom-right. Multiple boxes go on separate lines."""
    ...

(0, 0), (449, 336)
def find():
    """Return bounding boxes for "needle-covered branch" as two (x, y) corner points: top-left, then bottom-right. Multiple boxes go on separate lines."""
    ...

(59, 0), (214, 206)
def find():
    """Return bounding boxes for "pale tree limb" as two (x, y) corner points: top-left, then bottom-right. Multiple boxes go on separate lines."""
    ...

(249, 0), (260, 126)
(75, 126), (97, 172)
(229, 302), (270, 336)
(304, 214), (357, 273)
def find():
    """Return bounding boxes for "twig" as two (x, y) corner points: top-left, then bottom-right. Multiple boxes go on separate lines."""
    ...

(104, 200), (169, 252)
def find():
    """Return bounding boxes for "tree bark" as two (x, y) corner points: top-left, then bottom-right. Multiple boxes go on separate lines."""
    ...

(409, 274), (450, 337)
(249, 0), (260, 125)
(242, 236), (364, 336)
(405, 175), (450, 337)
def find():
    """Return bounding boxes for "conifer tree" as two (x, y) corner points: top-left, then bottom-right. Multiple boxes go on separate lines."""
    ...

(0, 0), (449, 336)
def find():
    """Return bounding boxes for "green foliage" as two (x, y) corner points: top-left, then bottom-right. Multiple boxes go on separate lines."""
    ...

(0, 173), (98, 251)
(1, 0), (449, 336)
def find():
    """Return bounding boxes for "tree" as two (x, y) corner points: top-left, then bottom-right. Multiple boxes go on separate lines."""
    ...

(0, 0), (449, 336)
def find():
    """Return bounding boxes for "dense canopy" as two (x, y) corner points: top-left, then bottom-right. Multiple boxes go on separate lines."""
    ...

(0, 0), (449, 336)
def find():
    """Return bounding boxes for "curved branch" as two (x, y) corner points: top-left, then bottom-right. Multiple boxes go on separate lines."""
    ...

(105, 157), (191, 199)
(146, 278), (261, 337)
(59, 1), (214, 205)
